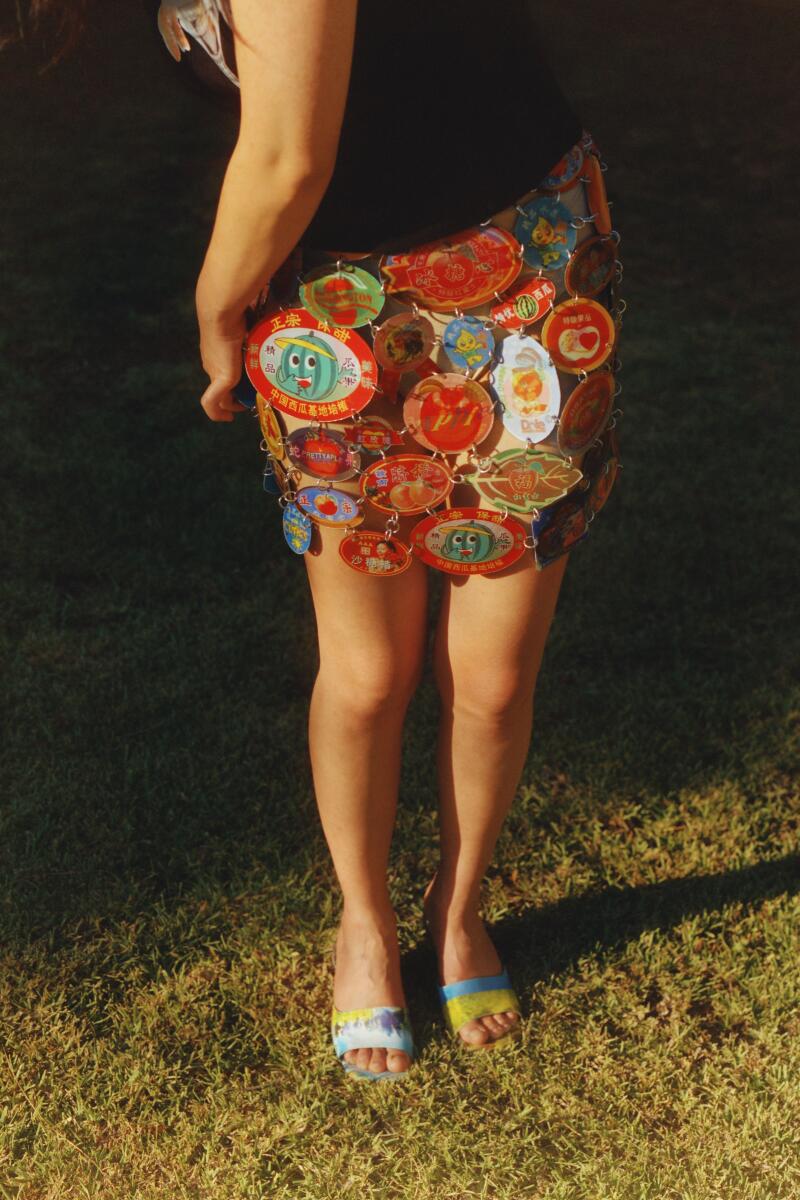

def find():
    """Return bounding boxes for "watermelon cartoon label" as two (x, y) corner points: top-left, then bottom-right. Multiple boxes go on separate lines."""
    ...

(410, 507), (527, 575)
(246, 309), (377, 421)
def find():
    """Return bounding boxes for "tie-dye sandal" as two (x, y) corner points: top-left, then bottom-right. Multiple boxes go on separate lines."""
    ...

(438, 966), (523, 1051)
(330, 948), (415, 1081)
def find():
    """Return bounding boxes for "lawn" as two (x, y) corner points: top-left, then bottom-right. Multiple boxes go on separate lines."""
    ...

(1, 2), (798, 1197)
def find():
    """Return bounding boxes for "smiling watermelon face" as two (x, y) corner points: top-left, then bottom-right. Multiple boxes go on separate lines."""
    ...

(276, 334), (339, 400)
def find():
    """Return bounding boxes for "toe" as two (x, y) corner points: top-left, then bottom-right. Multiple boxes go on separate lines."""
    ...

(368, 1048), (387, 1075)
(386, 1049), (410, 1073)
(458, 1019), (491, 1046)
(481, 1014), (507, 1038)
(355, 1047), (372, 1071)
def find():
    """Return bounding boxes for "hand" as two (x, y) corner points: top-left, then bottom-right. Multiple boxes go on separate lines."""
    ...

(196, 301), (249, 423)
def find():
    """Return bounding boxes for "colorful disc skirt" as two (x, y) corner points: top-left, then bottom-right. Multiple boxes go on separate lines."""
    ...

(246, 130), (624, 575)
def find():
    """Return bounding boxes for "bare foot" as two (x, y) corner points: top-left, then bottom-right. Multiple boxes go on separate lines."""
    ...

(333, 908), (412, 1075)
(422, 875), (521, 1047)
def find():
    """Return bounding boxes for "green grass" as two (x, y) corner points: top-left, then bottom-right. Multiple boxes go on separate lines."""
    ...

(1, 2), (799, 1197)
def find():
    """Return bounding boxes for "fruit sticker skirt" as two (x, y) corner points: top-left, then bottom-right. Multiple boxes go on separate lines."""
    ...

(238, 130), (625, 577)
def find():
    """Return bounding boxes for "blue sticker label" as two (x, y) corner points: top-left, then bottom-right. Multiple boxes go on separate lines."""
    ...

(513, 196), (577, 271)
(282, 501), (313, 553)
(442, 316), (495, 372)
(233, 370), (258, 410)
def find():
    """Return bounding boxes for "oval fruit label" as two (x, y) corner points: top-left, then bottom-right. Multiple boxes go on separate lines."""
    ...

(282, 501), (313, 554)
(541, 298), (616, 374)
(246, 309), (377, 421)
(586, 455), (618, 515)
(403, 374), (495, 453)
(442, 316), (495, 372)
(493, 332), (561, 444)
(286, 426), (360, 481)
(410, 507), (528, 575)
(465, 448), (582, 512)
(372, 312), (436, 372)
(295, 485), (364, 526)
(584, 152), (613, 235)
(359, 454), (453, 515)
(256, 393), (286, 457)
(564, 235), (616, 298)
(299, 264), (385, 329)
(490, 276), (557, 330)
(380, 226), (522, 311)
(539, 143), (585, 192)
(513, 196), (577, 271)
(339, 531), (413, 576)
(557, 372), (613, 455)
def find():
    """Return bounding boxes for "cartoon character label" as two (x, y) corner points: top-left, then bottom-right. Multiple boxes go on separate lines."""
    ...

(286, 427), (360, 481)
(564, 235), (617, 298)
(464, 448), (583, 512)
(256, 393), (286, 458)
(403, 374), (495, 454)
(539, 143), (585, 192)
(246, 309), (377, 421)
(341, 416), (406, 454)
(513, 196), (577, 271)
(372, 313), (436, 372)
(556, 372), (614, 455)
(442, 316), (495, 372)
(410, 507), (528, 575)
(492, 332), (561, 444)
(295, 485), (364, 526)
(299, 264), (385, 329)
(359, 454), (454, 515)
(339, 531), (413, 576)
(541, 298), (616, 374)
(380, 226), (522, 311)
(531, 492), (589, 569)
(490, 276), (557, 330)
(283, 501), (313, 554)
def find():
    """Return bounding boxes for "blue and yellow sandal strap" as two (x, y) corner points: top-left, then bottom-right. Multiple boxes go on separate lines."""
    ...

(331, 1004), (415, 1079)
(437, 968), (522, 1039)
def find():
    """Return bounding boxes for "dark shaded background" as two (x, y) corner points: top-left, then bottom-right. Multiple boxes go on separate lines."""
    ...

(1, 0), (798, 941)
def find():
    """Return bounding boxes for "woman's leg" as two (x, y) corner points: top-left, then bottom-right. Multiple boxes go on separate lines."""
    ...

(423, 549), (571, 1045)
(304, 529), (429, 1073)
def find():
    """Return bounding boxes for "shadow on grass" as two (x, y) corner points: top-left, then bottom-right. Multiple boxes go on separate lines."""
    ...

(404, 853), (800, 1038)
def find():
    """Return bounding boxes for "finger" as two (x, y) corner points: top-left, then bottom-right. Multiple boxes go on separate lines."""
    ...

(218, 393), (248, 413)
(200, 378), (239, 422)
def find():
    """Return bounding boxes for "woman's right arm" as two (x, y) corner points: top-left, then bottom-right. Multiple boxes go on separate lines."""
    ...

(195, 0), (358, 422)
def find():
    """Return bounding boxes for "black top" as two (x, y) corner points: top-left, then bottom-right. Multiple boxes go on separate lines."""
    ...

(147, 1), (583, 253)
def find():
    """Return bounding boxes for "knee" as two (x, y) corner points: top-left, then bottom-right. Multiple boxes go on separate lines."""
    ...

(437, 661), (539, 724)
(316, 649), (423, 721)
